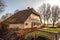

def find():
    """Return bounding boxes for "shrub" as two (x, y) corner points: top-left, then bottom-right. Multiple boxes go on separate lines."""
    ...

(1, 23), (8, 31)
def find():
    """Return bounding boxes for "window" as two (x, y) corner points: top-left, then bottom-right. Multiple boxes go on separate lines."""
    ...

(25, 23), (28, 26)
(32, 22), (36, 26)
(32, 22), (40, 26)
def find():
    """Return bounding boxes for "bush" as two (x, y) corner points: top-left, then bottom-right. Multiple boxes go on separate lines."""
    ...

(1, 23), (8, 31)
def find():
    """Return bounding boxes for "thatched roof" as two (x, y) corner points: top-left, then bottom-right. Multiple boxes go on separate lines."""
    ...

(1, 8), (40, 24)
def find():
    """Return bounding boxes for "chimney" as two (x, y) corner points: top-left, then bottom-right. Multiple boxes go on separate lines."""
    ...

(27, 7), (30, 9)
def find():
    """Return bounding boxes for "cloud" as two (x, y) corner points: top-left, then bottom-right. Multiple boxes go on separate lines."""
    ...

(46, 0), (60, 7)
(27, 0), (45, 8)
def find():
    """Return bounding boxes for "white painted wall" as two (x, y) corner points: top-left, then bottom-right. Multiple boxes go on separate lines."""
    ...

(24, 13), (41, 28)
(30, 14), (41, 28)
(31, 14), (40, 22)
(24, 16), (31, 28)
(9, 24), (24, 29)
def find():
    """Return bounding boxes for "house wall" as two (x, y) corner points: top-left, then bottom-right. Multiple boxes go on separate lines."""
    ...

(24, 16), (31, 28)
(9, 24), (24, 29)
(24, 13), (41, 28)
(31, 14), (40, 22)
(30, 14), (41, 28)
(9, 14), (41, 29)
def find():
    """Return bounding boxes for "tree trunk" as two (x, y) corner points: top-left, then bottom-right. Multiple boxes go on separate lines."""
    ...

(44, 16), (45, 27)
(53, 21), (55, 27)
(47, 20), (48, 27)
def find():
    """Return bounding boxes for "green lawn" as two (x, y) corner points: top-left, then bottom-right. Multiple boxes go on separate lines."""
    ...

(24, 27), (60, 40)
(43, 27), (60, 32)
(24, 31), (53, 40)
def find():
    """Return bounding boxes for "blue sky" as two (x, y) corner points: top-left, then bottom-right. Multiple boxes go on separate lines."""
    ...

(1, 0), (60, 18)
(0, 0), (45, 17)
(0, 0), (60, 23)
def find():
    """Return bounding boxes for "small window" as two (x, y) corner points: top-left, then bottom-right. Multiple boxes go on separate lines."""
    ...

(32, 22), (40, 26)
(25, 23), (28, 26)
(32, 22), (36, 26)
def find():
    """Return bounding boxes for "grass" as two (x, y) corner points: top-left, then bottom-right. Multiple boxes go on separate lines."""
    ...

(24, 27), (60, 40)
(24, 31), (53, 40)
(43, 27), (60, 32)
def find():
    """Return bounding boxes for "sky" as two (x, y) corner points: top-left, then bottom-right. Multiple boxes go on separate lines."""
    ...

(1, 0), (45, 16)
(1, 0), (60, 16)
(0, 0), (60, 23)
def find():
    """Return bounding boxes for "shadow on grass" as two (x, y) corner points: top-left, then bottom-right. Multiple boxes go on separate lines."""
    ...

(37, 36), (50, 40)
(24, 36), (50, 40)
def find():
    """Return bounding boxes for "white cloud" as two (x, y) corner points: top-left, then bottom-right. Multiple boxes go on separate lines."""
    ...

(46, 0), (60, 7)
(28, 0), (45, 9)
(31, 0), (60, 9)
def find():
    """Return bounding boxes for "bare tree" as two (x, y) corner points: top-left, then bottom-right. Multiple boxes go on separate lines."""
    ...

(39, 3), (46, 26)
(0, 0), (5, 14)
(38, 3), (51, 27)
(45, 4), (51, 26)
(1, 13), (12, 21)
(51, 6), (60, 27)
